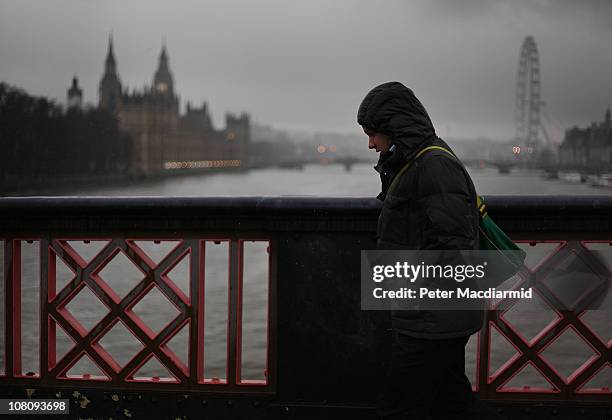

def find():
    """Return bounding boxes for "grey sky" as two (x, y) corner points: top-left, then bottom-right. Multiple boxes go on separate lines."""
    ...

(1, 0), (611, 141)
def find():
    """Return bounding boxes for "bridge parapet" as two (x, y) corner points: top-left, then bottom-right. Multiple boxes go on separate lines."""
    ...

(0, 196), (610, 418)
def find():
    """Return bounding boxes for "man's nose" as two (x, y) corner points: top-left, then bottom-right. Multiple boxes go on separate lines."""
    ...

(368, 138), (375, 149)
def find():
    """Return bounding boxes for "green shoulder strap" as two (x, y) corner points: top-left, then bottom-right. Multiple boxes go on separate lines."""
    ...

(387, 145), (460, 195)
(387, 145), (488, 217)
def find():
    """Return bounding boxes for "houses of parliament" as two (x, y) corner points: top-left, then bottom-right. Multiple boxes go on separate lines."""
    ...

(68, 36), (250, 175)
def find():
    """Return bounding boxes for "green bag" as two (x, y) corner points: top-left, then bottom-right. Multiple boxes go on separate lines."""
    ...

(388, 145), (527, 284)
(476, 195), (527, 283)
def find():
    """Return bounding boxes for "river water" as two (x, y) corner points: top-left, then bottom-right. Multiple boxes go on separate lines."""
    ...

(63, 164), (608, 197)
(1, 164), (611, 388)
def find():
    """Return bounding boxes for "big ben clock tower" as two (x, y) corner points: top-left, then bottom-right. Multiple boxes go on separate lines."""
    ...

(153, 44), (175, 98)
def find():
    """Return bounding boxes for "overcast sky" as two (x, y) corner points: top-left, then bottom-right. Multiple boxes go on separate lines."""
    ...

(1, 0), (611, 141)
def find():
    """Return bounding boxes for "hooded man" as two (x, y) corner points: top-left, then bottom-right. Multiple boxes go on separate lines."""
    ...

(358, 81), (485, 419)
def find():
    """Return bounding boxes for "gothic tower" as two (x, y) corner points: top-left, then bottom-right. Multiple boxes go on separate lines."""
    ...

(153, 43), (174, 97)
(99, 35), (122, 113)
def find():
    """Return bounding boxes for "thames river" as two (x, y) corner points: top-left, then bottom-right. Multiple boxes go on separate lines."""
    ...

(2, 164), (610, 387)
(65, 163), (608, 197)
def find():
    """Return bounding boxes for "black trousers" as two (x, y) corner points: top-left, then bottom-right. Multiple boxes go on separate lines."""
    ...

(377, 332), (487, 420)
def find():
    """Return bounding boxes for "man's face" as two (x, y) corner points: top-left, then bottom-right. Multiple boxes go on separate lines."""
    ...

(363, 127), (392, 153)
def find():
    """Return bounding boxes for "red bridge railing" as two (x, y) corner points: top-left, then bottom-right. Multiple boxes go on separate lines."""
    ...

(0, 196), (610, 416)
(2, 237), (274, 392)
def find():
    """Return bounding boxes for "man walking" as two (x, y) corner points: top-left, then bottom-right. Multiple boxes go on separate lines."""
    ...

(358, 81), (484, 419)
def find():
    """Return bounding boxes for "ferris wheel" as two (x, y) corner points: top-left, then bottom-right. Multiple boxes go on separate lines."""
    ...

(515, 36), (541, 154)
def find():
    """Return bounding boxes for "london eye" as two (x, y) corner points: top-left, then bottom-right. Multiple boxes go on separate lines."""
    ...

(515, 36), (541, 155)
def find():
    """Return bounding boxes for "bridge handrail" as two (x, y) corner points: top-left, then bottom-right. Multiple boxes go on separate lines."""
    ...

(0, 195), (610, 235)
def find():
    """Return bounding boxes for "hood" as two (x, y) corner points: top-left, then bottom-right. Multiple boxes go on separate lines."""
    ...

(357, 81), (436, 158)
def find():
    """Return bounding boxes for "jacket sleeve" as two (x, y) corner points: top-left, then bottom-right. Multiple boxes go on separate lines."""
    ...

(415, 155), (477, 250)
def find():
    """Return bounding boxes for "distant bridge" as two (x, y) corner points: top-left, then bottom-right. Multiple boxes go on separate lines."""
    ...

(266, 157), (522, 174)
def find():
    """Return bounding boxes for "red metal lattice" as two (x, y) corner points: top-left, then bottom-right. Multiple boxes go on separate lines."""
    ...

(1, 237), (609, 400)
(50, 239), (191, 384)
(1, 237), (273, 391)
(478, 240), (612, 400)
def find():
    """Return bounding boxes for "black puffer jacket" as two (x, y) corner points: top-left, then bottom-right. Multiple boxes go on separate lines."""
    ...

(358, 81), (483, 339)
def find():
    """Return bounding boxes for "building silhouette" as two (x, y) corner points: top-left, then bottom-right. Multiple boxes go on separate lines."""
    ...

(99, 37), (122, 113)
(67, 76), (83, 110)
(559, 109), (612, 171)
(97, 36), (249, 175)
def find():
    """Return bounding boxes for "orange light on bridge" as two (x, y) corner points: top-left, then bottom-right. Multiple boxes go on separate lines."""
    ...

(512, 146), (521, 155)
(317, 144), (327, 154)
(329, 144), (337, 153)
